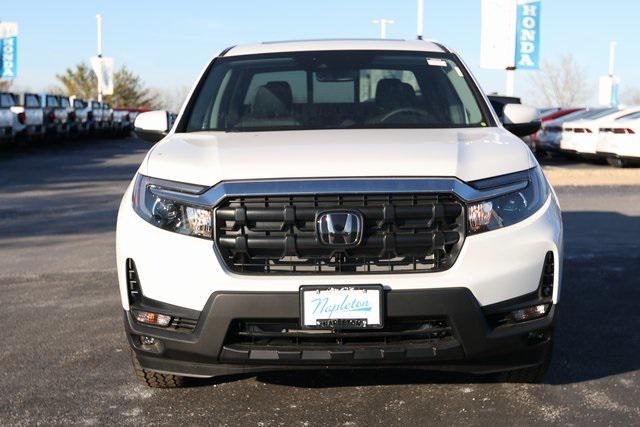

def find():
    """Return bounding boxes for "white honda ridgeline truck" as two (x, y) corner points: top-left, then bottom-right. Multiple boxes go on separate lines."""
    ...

(119, 39), (562, 388)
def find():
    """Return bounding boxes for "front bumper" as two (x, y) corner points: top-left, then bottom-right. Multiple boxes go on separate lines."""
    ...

(126, 288), (556, 378)
(596, 135), (640, 160)
(117, 177), (563, 377)
(536, 134), (561, 151)
(0, 126), (13, 142)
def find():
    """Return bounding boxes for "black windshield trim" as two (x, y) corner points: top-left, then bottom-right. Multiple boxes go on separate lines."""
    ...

(194, 123), (491, 133)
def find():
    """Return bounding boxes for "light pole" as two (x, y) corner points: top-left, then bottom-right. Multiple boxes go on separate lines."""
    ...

(608, 41), (618, 106)
(96, 14), (103, 102)
(372, 19), (394, 39)
(608, 41), (617, 77)
(417, 0), (424, 39)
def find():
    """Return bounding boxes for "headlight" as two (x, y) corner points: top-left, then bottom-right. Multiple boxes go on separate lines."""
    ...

(132, 174), (213, 239)
(467, 167), (550, 235)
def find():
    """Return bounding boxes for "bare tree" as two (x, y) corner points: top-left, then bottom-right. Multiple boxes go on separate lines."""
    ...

(45, 85), (66, 95)
(157, 85), (191, 113)
(0, 80), (13, 91)
(528, 54), (591, 107)
(56, 62), (159, 108)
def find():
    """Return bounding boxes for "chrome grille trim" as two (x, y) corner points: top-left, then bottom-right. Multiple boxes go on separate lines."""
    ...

(148, 176), (529, 207)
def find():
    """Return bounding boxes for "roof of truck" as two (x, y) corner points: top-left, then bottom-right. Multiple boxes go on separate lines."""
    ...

(222, 39), (447, 57)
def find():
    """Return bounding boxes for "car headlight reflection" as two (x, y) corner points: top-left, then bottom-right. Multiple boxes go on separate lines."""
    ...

(132, 174), (212, 239)
(467, 167), (550, 235)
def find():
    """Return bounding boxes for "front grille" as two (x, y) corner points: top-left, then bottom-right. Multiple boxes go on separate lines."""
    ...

(220, 318), (462, 363)
(214, 193), (465, 274)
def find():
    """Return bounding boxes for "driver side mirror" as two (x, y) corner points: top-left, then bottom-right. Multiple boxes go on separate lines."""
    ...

(501, 104), (541, 137)
(134, 110), (170, 143)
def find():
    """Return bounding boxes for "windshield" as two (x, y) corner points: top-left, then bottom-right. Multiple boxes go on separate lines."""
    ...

(616, 110), (640, 121)
(185, 51), (492, 132)
(579, 107), (619, 120)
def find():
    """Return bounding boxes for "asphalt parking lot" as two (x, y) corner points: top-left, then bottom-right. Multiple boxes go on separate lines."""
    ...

(1, 139), (639, 425)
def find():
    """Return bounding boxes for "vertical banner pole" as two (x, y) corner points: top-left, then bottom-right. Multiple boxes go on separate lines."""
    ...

(505, 67), (516, 96)
(608, 41), (616, 77)
(417, 0), (424, 39)
(96, 14), (103, 102)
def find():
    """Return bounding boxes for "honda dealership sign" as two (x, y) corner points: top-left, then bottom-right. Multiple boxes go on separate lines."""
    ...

(515, 0), (541, 69)
(0, 22), (18, 79)
(481, 0), (541, 70)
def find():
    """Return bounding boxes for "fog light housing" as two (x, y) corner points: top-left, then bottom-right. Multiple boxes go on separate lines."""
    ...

(511, 304), (549, 322)
(140, 336), (156, 345)
(132, 310), (171, 327)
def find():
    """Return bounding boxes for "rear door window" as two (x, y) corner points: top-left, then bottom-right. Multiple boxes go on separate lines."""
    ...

(46, 96), (59, 108)
(25, 94), (41, 108)
(0, 94), (15, 107)
(60, 97), (70, 108)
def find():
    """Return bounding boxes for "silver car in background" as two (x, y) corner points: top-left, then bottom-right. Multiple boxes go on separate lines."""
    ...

(538, 108), (617, 154)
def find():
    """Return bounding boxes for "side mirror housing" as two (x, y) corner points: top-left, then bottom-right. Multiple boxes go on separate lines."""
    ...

(502, 103), (541, 137)
(134, 110), (170, 142)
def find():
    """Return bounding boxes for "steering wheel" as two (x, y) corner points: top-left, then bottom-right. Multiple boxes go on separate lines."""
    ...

(378, 107), (434, 124)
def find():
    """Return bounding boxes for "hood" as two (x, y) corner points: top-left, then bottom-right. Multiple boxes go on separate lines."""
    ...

(143, 128), (535, 186)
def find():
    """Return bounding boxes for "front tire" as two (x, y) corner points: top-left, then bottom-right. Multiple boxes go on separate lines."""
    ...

(606, 157), (628, 168)
(131, 350), (186, 388)
(496, 339), (553, 383)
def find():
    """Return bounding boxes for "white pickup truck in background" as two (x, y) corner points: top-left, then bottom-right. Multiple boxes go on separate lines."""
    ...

(0, 92), (18, 144)
(59, 96), (77, 137)
(113, 109), (132, 136)
(12, 93), (45, 142)
(88, 100), (104, 133)
(102, 102), (114, 133)
(1, 91), (138, 146)
(40, 94), (68, 140)
(70, 97), (90, 135)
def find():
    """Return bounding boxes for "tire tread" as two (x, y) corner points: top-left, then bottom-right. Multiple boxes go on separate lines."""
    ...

(131, 350), (185, 388)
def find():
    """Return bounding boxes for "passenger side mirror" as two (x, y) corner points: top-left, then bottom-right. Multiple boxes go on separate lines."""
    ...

(501, 103), (541, 137)
(134, 110), (170, 142)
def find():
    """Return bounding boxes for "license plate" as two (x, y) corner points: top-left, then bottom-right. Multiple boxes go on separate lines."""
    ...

(300, 285), (383, 329)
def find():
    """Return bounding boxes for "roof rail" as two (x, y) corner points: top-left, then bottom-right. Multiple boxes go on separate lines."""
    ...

(218, 45), (236, 57)
(261, 38), (406, 45)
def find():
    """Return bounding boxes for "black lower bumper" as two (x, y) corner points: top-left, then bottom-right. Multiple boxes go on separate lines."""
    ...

(597, 151), (639, 161)
(126, 289), (555, 378)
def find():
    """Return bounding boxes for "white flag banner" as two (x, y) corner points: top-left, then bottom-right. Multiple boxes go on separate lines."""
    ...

(90, 56), (115, 95)
(480, 0), (517, 69)
(0, 22), (18, 38)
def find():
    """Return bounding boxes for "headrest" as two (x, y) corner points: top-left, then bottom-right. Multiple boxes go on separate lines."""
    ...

(252, 81), (293, 118)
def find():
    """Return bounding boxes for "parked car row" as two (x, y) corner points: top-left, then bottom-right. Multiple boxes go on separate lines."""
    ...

(534, 105), (640, 167)
(0, 91), (144, 146)
(486, 95), (640, 168)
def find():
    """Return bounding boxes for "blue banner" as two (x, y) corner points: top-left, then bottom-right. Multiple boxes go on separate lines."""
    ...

(0, 36), (18, 79)
(515, 0), (541, 70)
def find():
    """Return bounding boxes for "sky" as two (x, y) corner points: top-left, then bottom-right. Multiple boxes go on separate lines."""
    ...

(2, 0), (639, 106)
